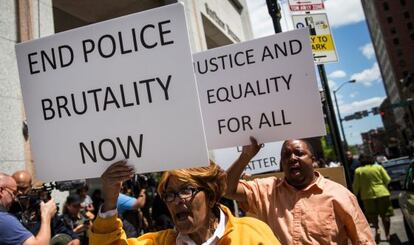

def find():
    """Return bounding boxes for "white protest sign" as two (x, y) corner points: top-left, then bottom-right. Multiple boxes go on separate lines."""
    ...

(288, 0), (325, 12)
(214, 142), (282, 175)
(292, 13), (338, 63)
(193, 28), (326, 150)
(16, 3), (209, 181)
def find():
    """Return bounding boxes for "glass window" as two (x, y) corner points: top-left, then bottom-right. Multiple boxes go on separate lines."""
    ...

(393, 38), (400, 45)
(390, 27), (397, 34)
(400, 0), (406, 6)
(408, 22), (413, 30)
(404, 12), (410, 19)
(387, 16), (393, 23)
(383, 2), (389, 11)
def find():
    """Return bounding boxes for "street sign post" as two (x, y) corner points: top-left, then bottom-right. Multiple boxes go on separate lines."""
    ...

(15, 4), (209, 181)
(292, 13), (338, 63)
(288, 0), (325, 12)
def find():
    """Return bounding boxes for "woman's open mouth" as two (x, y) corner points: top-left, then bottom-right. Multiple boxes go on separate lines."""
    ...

(175, 210), (191, 221)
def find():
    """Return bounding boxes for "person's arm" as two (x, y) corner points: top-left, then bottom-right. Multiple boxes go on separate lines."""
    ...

(90, 160), (135, 244)
(101, 160), (135, 212)
(380, 165), (391, 186)
(352, 169), (360, 196)
(225, 137), (261, 202)
(23, 199), (57, 245)
(131, 189), (146, 210)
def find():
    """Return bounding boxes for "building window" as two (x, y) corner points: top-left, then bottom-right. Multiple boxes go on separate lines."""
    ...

(404, 12), (410, 19)
(397, 49), (403, 56)
(228, 0), (243, 14)
(400, 0), (406, 6)
(400, 60), (407, 67)
(387, 16), (393, 23)
(411, 33), (414, 40)
(408, 22), (413, 30)
(393, 38), (399, 45)
(383, 2), (389, 10)
(403, 71), (409, 77)
(390, 27), (397, 34)
(393, 38), (400, 45)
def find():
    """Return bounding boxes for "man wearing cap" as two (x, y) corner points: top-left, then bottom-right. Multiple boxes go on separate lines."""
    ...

(0, 172), (57, 245)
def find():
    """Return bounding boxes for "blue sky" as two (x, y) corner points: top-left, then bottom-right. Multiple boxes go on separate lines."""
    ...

(246, 0), (386, 145)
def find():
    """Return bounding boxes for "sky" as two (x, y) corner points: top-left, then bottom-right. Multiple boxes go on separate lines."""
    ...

(245, 0), (387, 145)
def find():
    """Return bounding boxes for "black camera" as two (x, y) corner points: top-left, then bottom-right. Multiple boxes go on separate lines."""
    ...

(123, 174), (148, 196)
(12, 183), (54, 228)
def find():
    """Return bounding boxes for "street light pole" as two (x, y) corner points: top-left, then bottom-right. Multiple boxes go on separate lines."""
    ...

(333, 79), (356, 151)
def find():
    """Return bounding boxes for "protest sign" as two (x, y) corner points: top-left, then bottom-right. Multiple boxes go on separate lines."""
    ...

(214, 142), (282, 175)
(16, 3), (208, 181)
(193, 28), (325, 149)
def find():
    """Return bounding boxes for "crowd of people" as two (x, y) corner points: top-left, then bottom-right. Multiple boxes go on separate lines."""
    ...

(0, 137), (396, 244)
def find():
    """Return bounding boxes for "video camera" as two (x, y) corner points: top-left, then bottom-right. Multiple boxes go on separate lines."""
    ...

(14, 179), (86, 228)
(14, 183), (55, 227)
(123, 174), (148, 196)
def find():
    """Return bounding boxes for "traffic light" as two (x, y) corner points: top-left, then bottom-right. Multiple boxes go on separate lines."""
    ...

(343, 114), (355, 121)
(380, 111), (385, 117)
(354, 111), (363, 119)
(361, 110), (369, 117)
(372, 107), (379, 115)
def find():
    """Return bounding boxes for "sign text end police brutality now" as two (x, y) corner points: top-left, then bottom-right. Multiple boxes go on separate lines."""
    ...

(25, 19), (178, 165)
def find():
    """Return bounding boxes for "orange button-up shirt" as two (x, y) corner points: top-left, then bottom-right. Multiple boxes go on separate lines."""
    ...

(239, 172), (374, 245)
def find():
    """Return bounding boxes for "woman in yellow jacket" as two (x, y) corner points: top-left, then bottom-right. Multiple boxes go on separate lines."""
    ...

(89, 160), (280, 245)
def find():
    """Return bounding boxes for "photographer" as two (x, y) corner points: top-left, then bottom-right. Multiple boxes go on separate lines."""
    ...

(60, 194), (91, 245)
(10, 170), (80, 245)
(0, 172), (56, 244)
(116, 175), (147, 237)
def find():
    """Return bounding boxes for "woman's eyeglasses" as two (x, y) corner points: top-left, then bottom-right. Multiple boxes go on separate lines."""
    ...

(162, 187), (201, 203)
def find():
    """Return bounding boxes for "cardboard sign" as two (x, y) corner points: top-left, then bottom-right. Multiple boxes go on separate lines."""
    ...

(292, 13), (338, 63)
(288, 0), (325, 12)
(214, 142), (282, 175)
(16, 3), (209, 181)
(193, 28), (326, 150)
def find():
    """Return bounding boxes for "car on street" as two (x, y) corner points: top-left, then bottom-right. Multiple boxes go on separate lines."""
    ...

(383, 156), (412, 190)
(398, 159), (414, 242)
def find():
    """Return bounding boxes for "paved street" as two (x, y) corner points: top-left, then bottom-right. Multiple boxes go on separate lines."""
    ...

(375, 208), (408, 244)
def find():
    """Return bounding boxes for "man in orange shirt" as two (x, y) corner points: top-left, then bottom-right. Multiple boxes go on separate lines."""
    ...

(225, 138), (375, 244)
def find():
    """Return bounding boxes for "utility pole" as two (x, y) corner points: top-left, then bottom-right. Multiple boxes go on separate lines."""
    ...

(266, 0), (282, 33)
(333, 79), (356, 152)
(318, 65), (351, 188)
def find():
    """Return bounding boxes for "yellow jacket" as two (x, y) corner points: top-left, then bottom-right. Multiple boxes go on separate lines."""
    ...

(89, 205), (280, 244)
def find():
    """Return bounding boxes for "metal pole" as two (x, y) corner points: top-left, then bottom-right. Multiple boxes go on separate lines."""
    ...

(266, 0), (282, 33)
(318, 64), (351, 188)
(333, 90), (348, 150)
